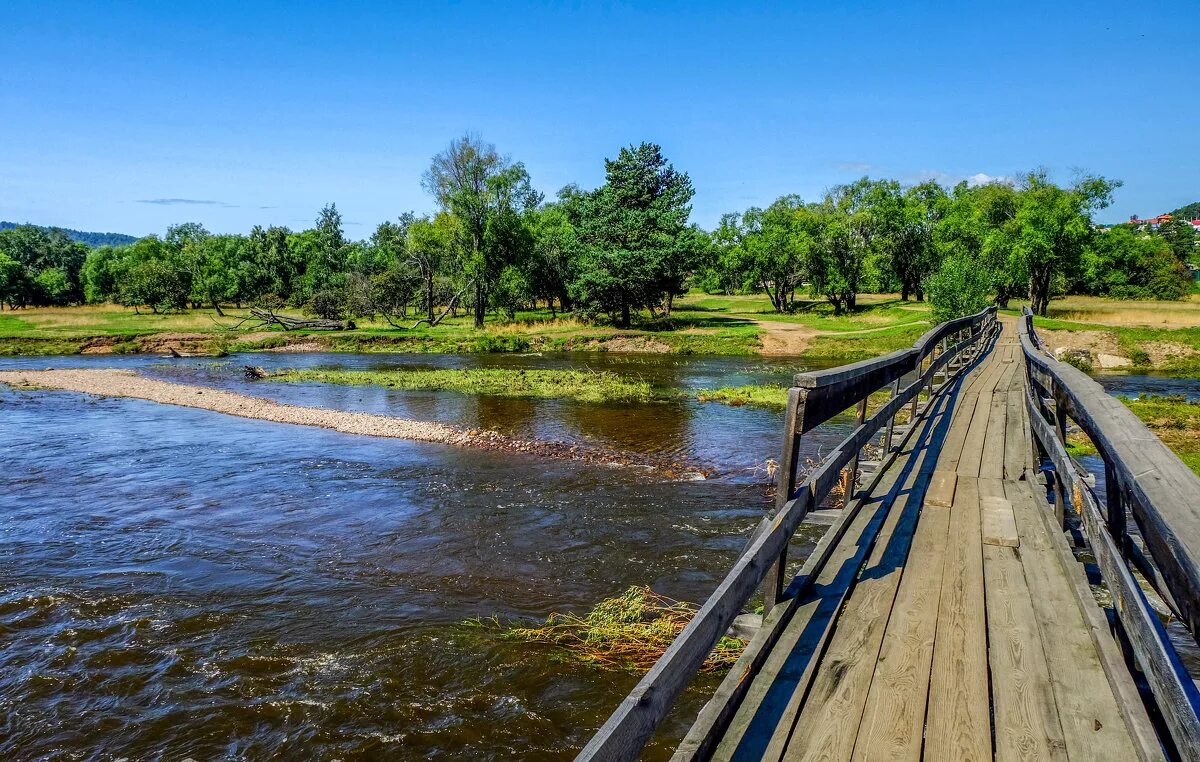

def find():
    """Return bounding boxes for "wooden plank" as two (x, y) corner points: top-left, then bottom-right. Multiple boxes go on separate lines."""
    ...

(1003, 478), (1146, 761)
(983, 541), (1068, 760)
(955, 357), (1008, 479)
(851, 506), (951, 762)
(979, 361), (1016, 480)
(708, 385), (963, 762)
(777, 417), (938, 760)
(708, 468), (905, 761)
(981, 495), (1019, 548)
(924, 470), (957, 508)
(924, 475), (991, 761)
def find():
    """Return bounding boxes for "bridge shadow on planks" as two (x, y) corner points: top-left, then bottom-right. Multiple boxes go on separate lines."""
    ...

(727, 328), (1001, 760)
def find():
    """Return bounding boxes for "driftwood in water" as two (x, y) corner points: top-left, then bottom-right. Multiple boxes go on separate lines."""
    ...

(243, 365), (267, 380)
(249, 308), (352, 331)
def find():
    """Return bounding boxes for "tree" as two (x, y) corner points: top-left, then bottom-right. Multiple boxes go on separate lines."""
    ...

(570, 142), (695, 327)
(806, 178), (893, 314)
(892, 181), (947, 301)
(406, 214), (456, 322)
(120, 259), (190, 313)
(422, 133), (540, 327)
(247, 225), (298, 302)
(1157, 218), (1198, 265)
(725, 196), (813, 312)
(0, 252), (27, 309)
(1084, 225), (1191, 300)
(1015, 171), (1119, 316)
(304, 204), (349, 299)
(526, 201), (580, 314)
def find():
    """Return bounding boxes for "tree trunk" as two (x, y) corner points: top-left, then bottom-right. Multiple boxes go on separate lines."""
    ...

(474, 280), (485, 328)
(425, 275), (435, 322)
(619, 297), (631, 329)
(901, 284), (910, 301)
(213, 300), (226, 317)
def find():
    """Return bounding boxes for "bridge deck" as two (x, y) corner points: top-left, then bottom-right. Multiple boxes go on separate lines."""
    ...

(699, 323), (1150, 761)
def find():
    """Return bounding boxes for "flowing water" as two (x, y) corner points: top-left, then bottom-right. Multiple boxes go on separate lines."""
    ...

(3, 352), (1190, 759)
(0, 351), (846, 760)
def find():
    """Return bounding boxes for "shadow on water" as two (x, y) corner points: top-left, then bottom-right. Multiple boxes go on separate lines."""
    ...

(0, 351), (851, 759)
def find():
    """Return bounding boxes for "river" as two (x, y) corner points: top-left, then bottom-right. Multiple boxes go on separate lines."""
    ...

(0, 351), (844, 760)
(2, 353), (1194, 759)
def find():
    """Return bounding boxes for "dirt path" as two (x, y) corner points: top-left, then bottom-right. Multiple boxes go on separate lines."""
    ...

(0, 369), (709, 477)
(753, 319), (929, 356)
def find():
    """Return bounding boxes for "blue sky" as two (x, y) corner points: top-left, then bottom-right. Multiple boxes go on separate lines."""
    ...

(2, 1), (1196, 238)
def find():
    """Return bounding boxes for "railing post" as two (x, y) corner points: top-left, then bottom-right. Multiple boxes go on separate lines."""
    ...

(1104, 457), (1129, 557)
(844, 396), (868, 502)
(883, 378), (900, 453)
(1051, 384), (1069, 526)
(765, 387), (809, 615)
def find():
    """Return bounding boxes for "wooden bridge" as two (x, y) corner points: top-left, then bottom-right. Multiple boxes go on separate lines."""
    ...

(581, 307), (1200, 761)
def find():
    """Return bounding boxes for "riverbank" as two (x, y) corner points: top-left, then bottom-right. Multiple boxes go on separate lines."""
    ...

(0, 294), (929, 362)
(1015, 294), (1200, 376)
(0, 368), (711, 476)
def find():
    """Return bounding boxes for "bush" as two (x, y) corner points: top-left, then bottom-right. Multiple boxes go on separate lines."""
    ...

(308, 288), (345, 320)
(925, 254), (992, 323)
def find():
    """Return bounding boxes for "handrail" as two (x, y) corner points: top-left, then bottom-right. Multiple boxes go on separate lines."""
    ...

(1018, 308), (1200, 758)
(577, 305), (998, 761)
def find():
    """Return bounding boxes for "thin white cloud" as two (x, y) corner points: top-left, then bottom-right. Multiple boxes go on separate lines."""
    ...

(136, 198), (230, 206)
(830, 160), (874, 173)
(905, 170), (1014, 187)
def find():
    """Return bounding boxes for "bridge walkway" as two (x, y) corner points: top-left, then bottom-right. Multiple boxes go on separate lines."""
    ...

(689, 321), (1153, 761)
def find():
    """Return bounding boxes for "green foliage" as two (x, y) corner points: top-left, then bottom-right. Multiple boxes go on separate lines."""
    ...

(926, 254), (992, 322)
(1168, 201), (1200, 220)
(1015, 171), (1119, 315)
(0, 220), (136, 248)
(569, 142), (697, 326)
(1084, 225), (1190, 300)
(119, 257), (190, 313)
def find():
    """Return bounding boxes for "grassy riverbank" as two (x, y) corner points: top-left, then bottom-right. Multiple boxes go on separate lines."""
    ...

(1067, 395), (1200, 476)
(1011, 294), (1200, 376)
(3, 294), (1197, 371)
(0, 293), (929, 360)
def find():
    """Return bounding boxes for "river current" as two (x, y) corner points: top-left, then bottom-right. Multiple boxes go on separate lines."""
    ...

(3, 351), (1194, 759)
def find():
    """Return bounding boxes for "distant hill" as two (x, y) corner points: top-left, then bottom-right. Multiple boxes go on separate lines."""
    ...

(1169, 202), (1200, 220)
(0, 221), (138, 248)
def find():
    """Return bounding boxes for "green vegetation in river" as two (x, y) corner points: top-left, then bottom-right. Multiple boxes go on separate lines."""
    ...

(696, 384), (790, 409)
(274, 367), (660, 404)
(467, 585), (745, 673)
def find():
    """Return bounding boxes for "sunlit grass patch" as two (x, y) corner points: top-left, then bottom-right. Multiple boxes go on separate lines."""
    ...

(469, 585), (745, 673)
(696, 384), (789, 409)
(271, 367), (658, 404)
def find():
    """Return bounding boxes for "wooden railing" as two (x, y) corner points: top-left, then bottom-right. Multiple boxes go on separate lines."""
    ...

(1018, 308), (1200, 758)
(577, 306), (998, 761)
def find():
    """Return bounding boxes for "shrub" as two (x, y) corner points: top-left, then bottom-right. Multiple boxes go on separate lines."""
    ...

(925, 254), (992, 323)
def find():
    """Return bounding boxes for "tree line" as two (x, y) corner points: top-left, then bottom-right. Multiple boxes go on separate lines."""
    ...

(1, 135), (1194, 323)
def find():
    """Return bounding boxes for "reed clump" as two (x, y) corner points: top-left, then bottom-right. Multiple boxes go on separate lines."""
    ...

(482, 586), (745, 672)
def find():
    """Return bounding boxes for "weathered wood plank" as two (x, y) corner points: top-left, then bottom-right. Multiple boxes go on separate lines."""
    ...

(777, 416), (939, 760)
(981, 494), (1019, 548)
(924, 470), (957, 509)
(1004, 478), (1147, 761)
(983, 541), (1068, 760)
(851, 505), (951, 762)
(925, 475), (992, 761)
